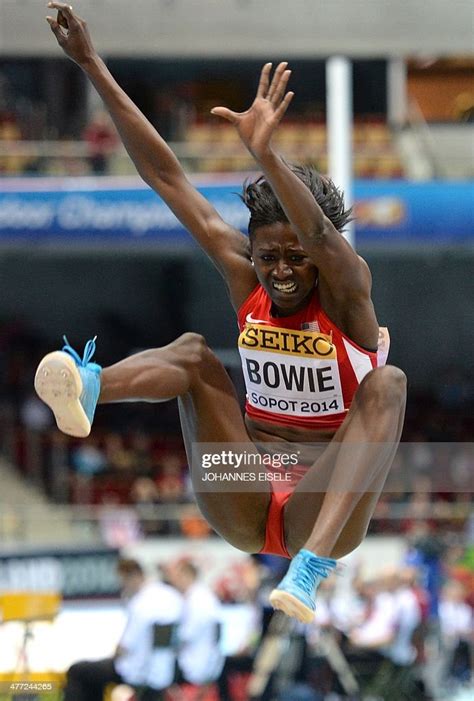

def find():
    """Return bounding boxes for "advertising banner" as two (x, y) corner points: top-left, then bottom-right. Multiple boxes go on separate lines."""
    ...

(0, 176), (472, 245)
(0, 546), (120, 599)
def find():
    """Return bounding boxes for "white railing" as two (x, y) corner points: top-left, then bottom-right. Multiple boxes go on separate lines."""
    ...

(0, 500), (470, 546)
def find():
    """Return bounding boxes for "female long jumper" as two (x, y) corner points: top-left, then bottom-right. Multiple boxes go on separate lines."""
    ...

(36, 2), (407, 623)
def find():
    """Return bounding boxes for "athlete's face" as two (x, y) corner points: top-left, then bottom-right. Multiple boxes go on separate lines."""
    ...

(251, 223), (318, 316)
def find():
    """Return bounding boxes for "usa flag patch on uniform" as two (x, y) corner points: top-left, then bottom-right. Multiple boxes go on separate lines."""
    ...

(301, 321), (320, 332)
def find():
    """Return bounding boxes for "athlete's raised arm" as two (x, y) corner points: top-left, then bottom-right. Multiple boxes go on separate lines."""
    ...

(212, 63), (378, 346)
(46, 3), (256, 310)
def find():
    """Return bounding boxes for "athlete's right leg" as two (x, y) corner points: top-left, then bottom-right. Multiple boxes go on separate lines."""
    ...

(35, 333), (270, 553)
(104, 333), (270, 552)
(99, 333), (270, 551)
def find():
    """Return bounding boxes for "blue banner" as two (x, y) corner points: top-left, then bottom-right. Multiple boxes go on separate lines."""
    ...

(0, 546), (120, 599)
(0, 176), (472, 244)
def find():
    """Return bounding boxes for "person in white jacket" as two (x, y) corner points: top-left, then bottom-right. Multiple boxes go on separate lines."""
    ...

(166, 559), (224, 687)
(64, 558), (183, 701)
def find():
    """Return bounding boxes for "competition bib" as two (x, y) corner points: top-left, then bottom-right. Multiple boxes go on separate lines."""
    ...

(238, 323), (344, 418)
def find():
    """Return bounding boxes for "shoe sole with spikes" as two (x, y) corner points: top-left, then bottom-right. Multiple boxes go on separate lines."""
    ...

(34, 351), (91, 438)
(269, 589), (315, 624)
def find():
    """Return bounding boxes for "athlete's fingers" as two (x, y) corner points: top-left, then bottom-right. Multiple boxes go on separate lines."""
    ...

(256, 63), (272, 99)
(46, 16), (67, 44)
(267, 62), (288, 102)
(210, 107), (239, 124)
(47, 2), (80, 27)
(270, 69), (292, 107)
(274, 91), (294, 120)
(47, 2), (74, 15)
(58, 10), (70, 29)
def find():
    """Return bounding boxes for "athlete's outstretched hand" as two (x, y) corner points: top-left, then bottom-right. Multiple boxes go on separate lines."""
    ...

(46, 2), (97, 67)
(211, 62), (294, 161)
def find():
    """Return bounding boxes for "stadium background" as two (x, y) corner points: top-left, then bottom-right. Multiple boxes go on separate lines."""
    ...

(0, 1), (472, 699)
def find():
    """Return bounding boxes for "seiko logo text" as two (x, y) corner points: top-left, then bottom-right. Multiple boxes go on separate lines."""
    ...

(240, 324), (335, 358)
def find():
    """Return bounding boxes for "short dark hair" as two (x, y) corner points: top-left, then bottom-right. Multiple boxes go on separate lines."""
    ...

(241, 164), (353, 239)
(117, 558), (143, 577)
(176, 559), (199, 580)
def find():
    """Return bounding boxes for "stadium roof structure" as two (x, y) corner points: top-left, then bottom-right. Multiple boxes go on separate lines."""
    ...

(1, 0), (473, 58)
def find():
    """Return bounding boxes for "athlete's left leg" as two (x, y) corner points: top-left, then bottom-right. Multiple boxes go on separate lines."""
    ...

(270, 365), (406, 621)
(284, 365), (407, 556)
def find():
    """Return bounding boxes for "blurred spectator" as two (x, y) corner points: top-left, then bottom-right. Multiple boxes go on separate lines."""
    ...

(105, 433), (138, 473)
(439, 580), (473, 687)
(399, 566), (430, 645)
(449, 445), (474, 496)
(346, 574), (395, 653)
(99, 494), (142, 547)
(166, 558), (224, 692)
(71, 439), (107, 478)
(71, 438), (107, 504)
(131, 476), (160, 506)
(156, 451), (186, 503)
(405, 522), (445, 618)
(0, 115), (26, 174)
(128, 430), (154, 476)
(130, 476), (163, 536)
(63, 558), (183, 701)
(216, 559), (263, 701)
(380, 568), (422, 667)
(344, 569), (426, 699)
(83, 109), (118, 174)
(316, 573), (367, 637)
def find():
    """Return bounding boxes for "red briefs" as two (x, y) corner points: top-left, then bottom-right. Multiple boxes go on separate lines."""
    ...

(259, 463), (311, 559)
(261, 490), (293, 558)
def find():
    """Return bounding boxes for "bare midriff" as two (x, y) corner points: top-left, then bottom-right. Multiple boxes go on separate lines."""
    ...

(245, 414), (337, 445)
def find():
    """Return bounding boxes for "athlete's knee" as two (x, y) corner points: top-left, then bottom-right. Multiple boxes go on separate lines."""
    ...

(171, 332), (213, 373)
(174, 333), (232, 393)
(358, 365), (407, 408)
(174, 332), (209, 357)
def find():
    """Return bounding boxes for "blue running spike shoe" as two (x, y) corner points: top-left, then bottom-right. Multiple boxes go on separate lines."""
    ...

(269, 549), (337, 623)
(34, 336), (101, 438)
